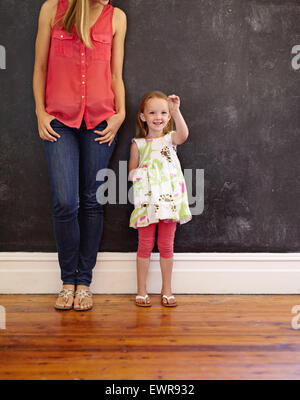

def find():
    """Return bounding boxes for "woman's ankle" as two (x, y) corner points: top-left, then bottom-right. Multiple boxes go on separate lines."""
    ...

(63, 284), (75, 289)
(137, 287), (148, 295)
(76, 284), (90, 290)
(161, 287), (173, 295)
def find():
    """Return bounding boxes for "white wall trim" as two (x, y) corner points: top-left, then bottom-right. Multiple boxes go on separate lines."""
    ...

(0, 252), (300, 294)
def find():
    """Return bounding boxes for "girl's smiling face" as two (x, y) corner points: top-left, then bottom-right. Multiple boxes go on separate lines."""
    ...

(140, 98), (171, 136)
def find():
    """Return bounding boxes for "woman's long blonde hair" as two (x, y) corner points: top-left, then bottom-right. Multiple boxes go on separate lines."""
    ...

(136, 91), (174, 139)
(55, 0), (111, 49)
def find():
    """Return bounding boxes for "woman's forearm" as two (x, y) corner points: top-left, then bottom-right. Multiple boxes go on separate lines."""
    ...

(111, 76), (126, 119)
(33, 64), (47, 116)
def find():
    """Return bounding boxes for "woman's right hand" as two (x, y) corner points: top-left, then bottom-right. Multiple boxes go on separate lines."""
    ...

(37, 111), (61, 142)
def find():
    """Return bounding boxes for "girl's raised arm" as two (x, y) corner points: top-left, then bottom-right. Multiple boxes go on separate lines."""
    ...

(168, 95), (189, 146)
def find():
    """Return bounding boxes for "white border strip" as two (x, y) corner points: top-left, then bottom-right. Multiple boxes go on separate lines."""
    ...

(0, 252), (300, 294)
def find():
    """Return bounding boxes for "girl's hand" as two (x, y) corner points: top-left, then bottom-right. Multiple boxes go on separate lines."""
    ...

(94, 113), (125, 146)
(167, 94), (180, 116)
(37, 111), (61, 142)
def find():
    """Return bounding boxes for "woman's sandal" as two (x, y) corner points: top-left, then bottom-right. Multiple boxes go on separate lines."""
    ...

(161, 295), (177, 307)
(135, 294), (152, 307)
(54, 288), (75, 310)
(74, 288), (93, 311)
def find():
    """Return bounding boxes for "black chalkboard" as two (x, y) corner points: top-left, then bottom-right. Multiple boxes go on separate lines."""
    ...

(1, 0), (300, 252)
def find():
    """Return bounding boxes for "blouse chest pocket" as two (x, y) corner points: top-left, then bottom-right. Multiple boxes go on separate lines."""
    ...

(52, 30), (74, 58)
(91, 32), (112, 61)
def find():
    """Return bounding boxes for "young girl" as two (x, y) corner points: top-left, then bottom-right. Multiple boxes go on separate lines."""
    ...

(128, 91), (192, 307)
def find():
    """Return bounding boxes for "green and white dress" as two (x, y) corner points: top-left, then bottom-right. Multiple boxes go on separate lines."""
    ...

(129, 131), (192, 229)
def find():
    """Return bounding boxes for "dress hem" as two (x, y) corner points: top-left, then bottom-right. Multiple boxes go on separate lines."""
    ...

(129, 215), (192, 229)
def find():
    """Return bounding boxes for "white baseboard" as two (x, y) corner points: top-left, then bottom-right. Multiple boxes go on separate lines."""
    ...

(0, 252), (300, 294)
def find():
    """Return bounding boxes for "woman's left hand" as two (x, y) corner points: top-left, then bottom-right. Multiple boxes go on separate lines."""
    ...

(93, 113), (125, 146)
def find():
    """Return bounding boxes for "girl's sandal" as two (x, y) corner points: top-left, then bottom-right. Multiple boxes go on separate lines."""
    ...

(135, 294), (152, 307)
(54, 288), (75, 310)
(74, 288), (93, 311)
(161, 295), (177, 307)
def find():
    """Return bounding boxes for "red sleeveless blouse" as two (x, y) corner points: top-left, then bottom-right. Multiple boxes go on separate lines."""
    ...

(45, 0), (116, 129)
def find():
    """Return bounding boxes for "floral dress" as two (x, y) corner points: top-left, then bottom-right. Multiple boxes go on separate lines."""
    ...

(129, 131), (192, 229)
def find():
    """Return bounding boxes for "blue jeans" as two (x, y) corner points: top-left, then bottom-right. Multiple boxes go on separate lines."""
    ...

(43, 117), (118, 286)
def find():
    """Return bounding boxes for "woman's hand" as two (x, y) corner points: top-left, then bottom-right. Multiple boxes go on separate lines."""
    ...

(37, 111), (61, 142)
(93, 113), (125, 146)
(167, 94), (181, 116)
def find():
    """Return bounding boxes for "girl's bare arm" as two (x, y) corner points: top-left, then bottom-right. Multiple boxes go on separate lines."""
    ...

(128, 142), (139, 181)
(167, 95), (189, 145)
(171, 109), (189, 145)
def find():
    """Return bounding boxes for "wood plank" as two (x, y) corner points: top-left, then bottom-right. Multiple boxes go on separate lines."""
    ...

(0, 295), (299, 379)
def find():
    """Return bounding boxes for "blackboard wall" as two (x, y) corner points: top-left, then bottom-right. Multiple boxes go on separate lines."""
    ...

(1, 0), (300, 252)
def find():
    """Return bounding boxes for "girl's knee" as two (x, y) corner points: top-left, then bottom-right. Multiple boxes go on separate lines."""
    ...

(157, 235), (174, 258)
(137, 237), (155, 258)
(157, 242), (174, 258)
(157, 221), (176, 258)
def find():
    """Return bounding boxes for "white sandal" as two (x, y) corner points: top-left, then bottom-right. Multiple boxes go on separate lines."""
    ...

(161, 295), (177, 307)
(135, 294), (152, 307)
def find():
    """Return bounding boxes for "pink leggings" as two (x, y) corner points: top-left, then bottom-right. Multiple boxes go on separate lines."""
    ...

(137, 220), (177, 259)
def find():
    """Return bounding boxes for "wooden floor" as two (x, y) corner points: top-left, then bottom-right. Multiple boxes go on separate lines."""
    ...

(0, 295), (300, 380)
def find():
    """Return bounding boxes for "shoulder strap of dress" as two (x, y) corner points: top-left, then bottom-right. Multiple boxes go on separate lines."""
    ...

(53, 0), (69, 29)
(106, 4), (114, 16)
(131, 137), (145, 152)
(164, 131), (173, 144)
(107, 3), (114, 14)
(107, 4), (114, 38)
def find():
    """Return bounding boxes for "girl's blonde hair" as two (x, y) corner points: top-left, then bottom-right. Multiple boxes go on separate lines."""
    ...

(55, 0), (112, 49)
(136, 91), (174, 138)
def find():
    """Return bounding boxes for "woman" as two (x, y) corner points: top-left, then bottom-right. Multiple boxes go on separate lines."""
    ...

(33, 0), (127, 310)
